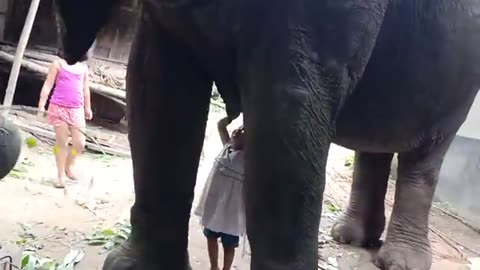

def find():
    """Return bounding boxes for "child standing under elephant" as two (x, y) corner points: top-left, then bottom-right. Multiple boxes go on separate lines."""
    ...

(195, 116), (246, 270)
(37, 52), (93, 189)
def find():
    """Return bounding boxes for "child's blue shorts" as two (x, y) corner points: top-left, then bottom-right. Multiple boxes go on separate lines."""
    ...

(203, 228), (240, 248)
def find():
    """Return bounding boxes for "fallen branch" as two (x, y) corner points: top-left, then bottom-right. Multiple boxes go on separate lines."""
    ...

(23, 50), (59, 63)
(14, 120), (130, 158)
(0, 48), (231, 112)
(91, 91), (127, 107)
(432, 205), (480, 236)
(0, 51), (126, 101)
(383, 196), (476, 260)
(431, 226), (480, 258)
(328, 168), (473, 263)
(3, 105), (129, 150)
(1, 44), (58, 63)
(29, 58), (50, 67)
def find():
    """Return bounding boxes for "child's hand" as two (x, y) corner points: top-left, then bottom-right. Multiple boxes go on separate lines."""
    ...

(217, 116), (231, 128)
(36, 107), (45, 119)
(85, 108), (93, 120)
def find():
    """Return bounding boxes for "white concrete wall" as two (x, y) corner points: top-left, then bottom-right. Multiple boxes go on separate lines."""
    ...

(457, 93), (480, 140)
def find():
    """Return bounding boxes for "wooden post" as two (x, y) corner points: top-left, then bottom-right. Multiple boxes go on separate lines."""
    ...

(53, 0), (64, 54)
(2, 0), (41, 117)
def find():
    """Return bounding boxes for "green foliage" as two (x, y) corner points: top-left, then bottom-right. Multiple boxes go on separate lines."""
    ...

(86, 220), (131, 251)
(344, 155), (354, 168)
(21, 249), (84, 270)
(16, 223), (36, 246)
(8, 159), (35, 180)
(93, 154), (115, 163)
(325, 201), (342, 213)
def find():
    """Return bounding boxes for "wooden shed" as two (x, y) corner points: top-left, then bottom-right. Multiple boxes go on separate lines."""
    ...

(0, 0), (139, 123)
(1, 0), (139, 62)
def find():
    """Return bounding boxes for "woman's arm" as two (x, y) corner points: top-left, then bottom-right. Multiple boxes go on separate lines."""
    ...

(38, 60), (59, 110)
(217, 116), (231, 145)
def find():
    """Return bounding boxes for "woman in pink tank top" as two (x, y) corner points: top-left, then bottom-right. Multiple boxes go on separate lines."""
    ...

(37, 53), (93, 189)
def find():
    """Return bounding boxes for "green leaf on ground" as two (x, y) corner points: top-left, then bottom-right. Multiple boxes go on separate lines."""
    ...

(344, 155), (354, 167)
(94, 154), (115, 163)
(13, 166), (28, 172)
(326, 202), (342, 213)
(21, 159), (35, 167)
(10, 164), (29, 179)
(20, 249), (84, 270)
(86, 220), (131, 251)
(16, 223), (36, 246)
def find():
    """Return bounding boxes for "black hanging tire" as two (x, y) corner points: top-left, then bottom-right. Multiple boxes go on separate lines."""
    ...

(0, 116), (22, 180)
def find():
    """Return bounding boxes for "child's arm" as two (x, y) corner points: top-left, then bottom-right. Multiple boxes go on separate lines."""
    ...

(83, 66), (93, 119)
(38, 60), (59, 111)
(217, 116), (231, 145)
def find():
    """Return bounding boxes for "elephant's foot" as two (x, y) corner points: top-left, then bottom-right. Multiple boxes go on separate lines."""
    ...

(331, 212), (384, 248)
(103, 241), (137, 270)
(102, 239), (192, 270)
(375, 244), (431, 270)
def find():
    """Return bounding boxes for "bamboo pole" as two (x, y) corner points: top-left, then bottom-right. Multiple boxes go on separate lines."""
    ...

(2, 0), (41, 117)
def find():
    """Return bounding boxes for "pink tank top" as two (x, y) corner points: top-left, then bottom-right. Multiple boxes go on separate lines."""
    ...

(50, 63), (85, 108)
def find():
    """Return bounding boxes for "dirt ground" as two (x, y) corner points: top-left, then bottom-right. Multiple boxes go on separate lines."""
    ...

(1, 104), (479, 270)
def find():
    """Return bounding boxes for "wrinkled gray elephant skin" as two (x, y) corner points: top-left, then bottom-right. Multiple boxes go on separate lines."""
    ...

(55, 0), (480, 269)
(0, 116), (22, 180)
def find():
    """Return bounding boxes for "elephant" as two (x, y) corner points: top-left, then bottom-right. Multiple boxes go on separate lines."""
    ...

(0, 116), (22, 180)
(56, 0), (480, 269)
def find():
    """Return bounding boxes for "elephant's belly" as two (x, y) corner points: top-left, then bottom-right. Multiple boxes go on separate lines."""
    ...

(332, 65), (479, 153)
(332, 0), (480, 153)
(333, 114), (440, 153)
(333, 97), (473, 153)
(332, 66), (478, 153)
(333, 112), (422, 153)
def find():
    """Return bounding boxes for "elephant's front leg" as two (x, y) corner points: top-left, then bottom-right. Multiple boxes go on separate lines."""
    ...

(102, 8), (212, 270)
(243, 2), (389, 269)
(376, 136), (455, 270)
(244, 72), (333, 270)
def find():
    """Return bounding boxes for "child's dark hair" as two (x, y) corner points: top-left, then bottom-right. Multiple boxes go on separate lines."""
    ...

(57, 40), (96, 63)
(56, 50), (90, 62)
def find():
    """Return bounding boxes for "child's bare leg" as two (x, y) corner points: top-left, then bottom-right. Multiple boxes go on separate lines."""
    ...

(65, 126), (86, 180)
(207, 237), (220, 270)
(53, 123), (69, 188)
(221, 234), (238, 270)
(222, 246), (235, 270)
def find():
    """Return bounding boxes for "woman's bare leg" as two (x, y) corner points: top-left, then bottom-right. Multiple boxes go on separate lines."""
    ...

(66, 126), (86, 180)
(53, 123), (70, 188)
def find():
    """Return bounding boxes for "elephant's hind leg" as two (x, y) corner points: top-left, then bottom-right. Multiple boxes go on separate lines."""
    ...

(375, 136), (454, 270)
(331, 152), (393, 247)
(102, 6), (213, 270)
